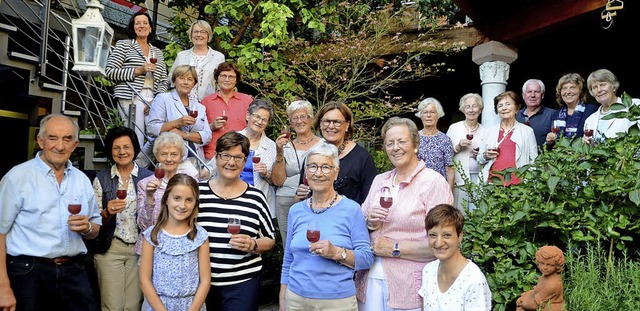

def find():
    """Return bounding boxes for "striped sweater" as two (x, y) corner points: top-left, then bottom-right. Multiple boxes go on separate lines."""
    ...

(197, 181), (276, 286)
(105, 39), (168, 100)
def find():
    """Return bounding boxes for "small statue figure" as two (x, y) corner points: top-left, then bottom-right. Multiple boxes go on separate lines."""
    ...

(516, 245), (565, 311)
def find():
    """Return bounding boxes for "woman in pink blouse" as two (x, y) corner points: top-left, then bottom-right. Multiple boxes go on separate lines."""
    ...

(355, 117), (453, 310)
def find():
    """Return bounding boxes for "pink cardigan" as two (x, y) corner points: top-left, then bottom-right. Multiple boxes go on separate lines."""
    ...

(355, 161), (453, 309)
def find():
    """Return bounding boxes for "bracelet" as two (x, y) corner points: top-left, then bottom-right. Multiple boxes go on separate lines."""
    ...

(81, 222), (93, 236)
(251, 238), (259, 253)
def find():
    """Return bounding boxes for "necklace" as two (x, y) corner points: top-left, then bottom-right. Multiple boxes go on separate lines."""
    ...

(463, 121), (480, 133)
(309, 192), (339, 214)
(338, 140), (348, 155)
(296, 135), (315, 145)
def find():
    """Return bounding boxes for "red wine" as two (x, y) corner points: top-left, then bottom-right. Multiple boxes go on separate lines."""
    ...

(551, 127), (560, 134)
(281, 130), (291, 139)
(584, 129), (594, 137)
(306, 230), (320, 243)
(116, 189), (127, 200)
(380, 197), (392, 208)
(466, 134), (474, 140)
(302, 174), (308, 186)
(149, 57), (157, 64)
(189, 110), (198, 118)
(154, 167), (165, 179)
(252, 156), (261, 164)
(68, 204), (81, 215)
(227, 224), (241, 234)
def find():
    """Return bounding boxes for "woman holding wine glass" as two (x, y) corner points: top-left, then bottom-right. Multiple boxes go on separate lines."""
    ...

(582, 69), (639, 145)
(271, 100), (324, 245)
(106, 12), (167, 148)
(545, 73), (598, 147)
(146, 65), (212, 170)
(445, 93), (485, 211)
(295, 101), (377, 205)
(197, 131), (276, 310)
(355, 117), (453, 311)
(477, 91), (538, 186)
(202, 62), (253, 162)
(280, 142), (373, 311)
(135, 132), (199, 255)
(90, 127), (153, 311)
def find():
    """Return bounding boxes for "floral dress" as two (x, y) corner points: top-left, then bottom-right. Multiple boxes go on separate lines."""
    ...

(142, 225), (208, 311)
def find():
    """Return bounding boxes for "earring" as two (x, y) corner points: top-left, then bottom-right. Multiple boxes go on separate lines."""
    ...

(414, 148), (418, 154)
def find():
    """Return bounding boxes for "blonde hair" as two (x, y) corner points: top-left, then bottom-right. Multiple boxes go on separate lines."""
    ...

(188, 20), (213, 43)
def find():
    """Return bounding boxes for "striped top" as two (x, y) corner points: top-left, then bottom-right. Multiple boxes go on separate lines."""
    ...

(105, 39), (168, 100)
(197, 181), (276, 286)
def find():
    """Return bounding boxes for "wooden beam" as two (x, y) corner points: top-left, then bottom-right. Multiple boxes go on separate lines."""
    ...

(492, 0), (607, 42)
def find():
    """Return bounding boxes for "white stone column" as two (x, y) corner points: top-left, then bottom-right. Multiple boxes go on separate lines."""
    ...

(472, 41), (518, 127)
(478, 61), (510, 127)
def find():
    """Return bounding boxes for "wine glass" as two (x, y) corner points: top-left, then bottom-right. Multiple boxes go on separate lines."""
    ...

(220, 109), (228, 121)
(551, 120), (561, 134)
(466, 133), (474, 140)
(306, 221), (320, 255)
(584, 128), (594, 138)
(227, 217), (241, 247)
(154, 163), (165, 179)
(252, 156), (261, 164)
(68, 198), (81, 215)
(281, 125), (291, 139)
(379, 187), (393, 209)
(147, 52), (157, 78)
(116, 183), (127, 200)
(189, 109), (198, 118)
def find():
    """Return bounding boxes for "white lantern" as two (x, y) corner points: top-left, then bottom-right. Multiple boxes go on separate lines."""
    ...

(71, 0), (113, 76)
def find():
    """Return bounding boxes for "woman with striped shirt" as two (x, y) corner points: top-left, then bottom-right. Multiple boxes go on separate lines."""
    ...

(106, 12), (168, 150)
(197, 131), (276, 311)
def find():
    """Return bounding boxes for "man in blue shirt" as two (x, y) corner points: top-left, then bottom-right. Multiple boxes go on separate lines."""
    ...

(516, 79), (556, 147)
(0, 114), (102, 311)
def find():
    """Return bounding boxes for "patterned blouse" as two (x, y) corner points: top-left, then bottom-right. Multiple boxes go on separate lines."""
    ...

(417, 131), (454, 178)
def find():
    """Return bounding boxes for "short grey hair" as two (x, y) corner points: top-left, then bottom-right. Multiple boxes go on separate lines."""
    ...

(522, 79), (546, 94)
(587, 69), (619, 97)
(381, 117), (420, 150)
(247, 98), (274, 122)
(458, 93), (483, 112)
(415, 97), (445, 118)
(38, 114), (79, 141)
(286, 100), (314, 119)
(306, 142), (340, 169)
(153, 132), (187, 160)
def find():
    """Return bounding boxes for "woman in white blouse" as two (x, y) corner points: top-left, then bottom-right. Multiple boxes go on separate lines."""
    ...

(446, 93), (485, 211)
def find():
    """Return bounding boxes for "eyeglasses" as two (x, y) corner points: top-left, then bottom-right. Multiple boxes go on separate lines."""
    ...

(320, 119), (345, 128)
(218, 153), (246, 162)
(289, 115), (310, 123)
(157, 152), (181, 159)
(218, 74), (237, 81)
(192, 30), (208, 35)
(250, 113), (270, 124)
(306, 164), (334, 174)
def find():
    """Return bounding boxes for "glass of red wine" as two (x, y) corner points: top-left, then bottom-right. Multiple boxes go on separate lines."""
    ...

(220, 109), (228, 121)
(154, 163), (165, 180)
(116, 183), (127, 200)
(252, 156), (261, 164)
(189, 109), (198, 118)
(68, 198), (81, 215)
(379, 186), (392, 209)
(281, 125), (291, 139)
(551, 120), (561, 134)
(466, 133), (474, 140)
(306, 221), (320, 255)
(227, 217), (241, 247)
(584, 128), (594, 138)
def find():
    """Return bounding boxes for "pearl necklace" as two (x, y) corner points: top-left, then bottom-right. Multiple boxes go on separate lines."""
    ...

(309, 192), (339, 214)
(464, 121), (480, 133)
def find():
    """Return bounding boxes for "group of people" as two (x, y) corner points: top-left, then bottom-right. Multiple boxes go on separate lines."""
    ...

(1, 11), (637, 311)
(441, 68), (638, 210)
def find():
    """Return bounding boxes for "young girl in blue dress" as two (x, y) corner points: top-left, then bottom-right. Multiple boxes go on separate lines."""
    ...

(140, 174), (210, 311)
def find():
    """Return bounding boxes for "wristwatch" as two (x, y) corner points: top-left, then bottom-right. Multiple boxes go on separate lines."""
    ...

(392, 243), (401, 257)
(252, 238), (259, 252)
(339, 247), (347, 261)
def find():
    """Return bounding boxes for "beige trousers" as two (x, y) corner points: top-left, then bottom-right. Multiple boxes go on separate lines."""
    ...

(93, 237), (142, 311)
(285, 288), (357, 311)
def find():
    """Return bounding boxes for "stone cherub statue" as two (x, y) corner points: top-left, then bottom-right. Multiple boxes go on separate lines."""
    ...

(515, 245), (565, 311)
